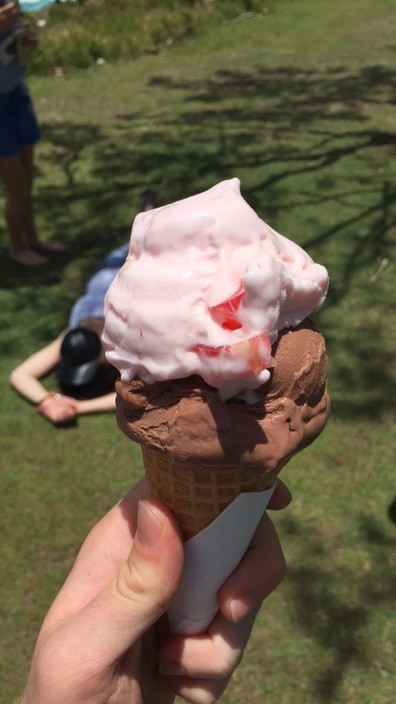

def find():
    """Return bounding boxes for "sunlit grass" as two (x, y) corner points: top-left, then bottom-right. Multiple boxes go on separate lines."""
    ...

(1, 0), (395, 702)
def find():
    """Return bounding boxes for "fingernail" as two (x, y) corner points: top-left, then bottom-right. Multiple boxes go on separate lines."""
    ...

(136, 500), (164, 548)
(229, 594), (253, 623)
(159, 658), (188, 676)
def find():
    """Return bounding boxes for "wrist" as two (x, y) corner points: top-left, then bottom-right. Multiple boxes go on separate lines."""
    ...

(37, 391), (62, 407)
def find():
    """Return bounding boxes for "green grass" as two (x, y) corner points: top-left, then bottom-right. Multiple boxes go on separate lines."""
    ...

(1, 0), (396, 701)
(28, 0), (276, 73)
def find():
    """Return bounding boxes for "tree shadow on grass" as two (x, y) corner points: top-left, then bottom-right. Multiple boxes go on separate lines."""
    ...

(0, 63), (394, 413)
(280, 511), (395, 702)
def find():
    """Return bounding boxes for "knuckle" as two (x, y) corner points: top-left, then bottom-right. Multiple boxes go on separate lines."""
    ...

(116, 557), (169, 613)
(184, 691), (217, 704)
(117, 558), (147, 598)
(196, 680), (229, 704)
(214, 649), (242, 679)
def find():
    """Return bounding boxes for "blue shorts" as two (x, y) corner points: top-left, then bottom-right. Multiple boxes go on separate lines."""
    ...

(0, 83), (40, 157)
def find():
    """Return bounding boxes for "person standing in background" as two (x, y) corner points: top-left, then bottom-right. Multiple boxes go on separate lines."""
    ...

(0, 1), (65, 266)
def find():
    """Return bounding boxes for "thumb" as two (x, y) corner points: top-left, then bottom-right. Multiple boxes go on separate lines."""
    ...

(61, 500), (184, 666)
(116, 498), (184, 631)
(109, 499), (184, 652)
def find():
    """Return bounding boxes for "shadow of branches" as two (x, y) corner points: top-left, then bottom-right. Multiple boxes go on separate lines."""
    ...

(280, 511), (395, 702)
(1, 62), (394, 415)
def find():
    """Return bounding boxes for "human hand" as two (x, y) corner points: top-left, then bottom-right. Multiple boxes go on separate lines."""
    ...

(37, 392), (78, 425)
(20, 480), (290, 704)
(0, 3), (18, 33)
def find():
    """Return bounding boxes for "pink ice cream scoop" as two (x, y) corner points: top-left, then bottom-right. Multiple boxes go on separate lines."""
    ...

(103, 178), (328, 400)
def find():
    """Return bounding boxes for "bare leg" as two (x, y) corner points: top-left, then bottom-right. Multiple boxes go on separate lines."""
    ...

(0, 151), (47, 265)
(18, 145), (37, 246)
(19, 145), (65, 253)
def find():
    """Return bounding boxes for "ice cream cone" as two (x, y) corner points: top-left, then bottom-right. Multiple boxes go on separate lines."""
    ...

(103, 179), (330, 633)
(142, 446), (275, 540)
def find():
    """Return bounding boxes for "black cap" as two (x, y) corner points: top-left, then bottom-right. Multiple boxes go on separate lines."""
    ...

(59, 328), (101, 387)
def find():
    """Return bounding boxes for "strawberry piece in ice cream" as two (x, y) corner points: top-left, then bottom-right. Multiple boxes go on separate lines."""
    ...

(208, 284), (244, 330)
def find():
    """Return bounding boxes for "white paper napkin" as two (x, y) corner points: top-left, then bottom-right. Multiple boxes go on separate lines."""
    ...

(168, 483), (276, 634)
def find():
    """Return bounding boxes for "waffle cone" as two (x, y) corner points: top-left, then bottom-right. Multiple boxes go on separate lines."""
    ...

(142, 446), (275, 540)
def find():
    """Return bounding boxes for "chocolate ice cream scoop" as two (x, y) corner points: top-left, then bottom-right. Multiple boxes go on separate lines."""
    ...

(116, 319), (329, 484)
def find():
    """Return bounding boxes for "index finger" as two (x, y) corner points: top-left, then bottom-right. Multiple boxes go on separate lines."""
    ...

(217, 511), (286, 623)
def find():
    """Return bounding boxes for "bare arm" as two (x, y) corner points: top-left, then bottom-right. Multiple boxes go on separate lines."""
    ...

(74, 392), (116, 416)
(9, 333), (116, 423)
(9, 333), (66, 404)
(9, 333), (79, 425)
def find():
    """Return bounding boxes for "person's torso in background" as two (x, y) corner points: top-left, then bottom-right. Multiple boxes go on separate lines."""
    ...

(0, 26), (26, 93)
(69, 244), (129, 329)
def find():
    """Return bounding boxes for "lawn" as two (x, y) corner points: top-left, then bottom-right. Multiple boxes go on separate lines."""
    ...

(1, 0), (395, 702)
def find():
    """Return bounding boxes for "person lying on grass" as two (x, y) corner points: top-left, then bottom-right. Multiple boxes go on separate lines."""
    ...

(9, 314), (119, 425)
(9, 242), (131, 424)
(9, 195), (157, 423)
